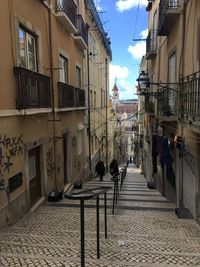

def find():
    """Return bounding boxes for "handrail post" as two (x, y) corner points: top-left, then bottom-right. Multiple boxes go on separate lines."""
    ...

(80, 199), (85, 267)
(112, 180), (116, 215)
(96, 196), (100, 259)
(104, 192), (107, 239)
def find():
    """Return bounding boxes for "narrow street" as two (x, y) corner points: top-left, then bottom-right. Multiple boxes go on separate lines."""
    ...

(0, 164), (200, 267)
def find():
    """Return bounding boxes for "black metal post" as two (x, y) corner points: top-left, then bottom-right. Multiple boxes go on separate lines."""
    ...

(112, 181), (116, 215)
(115, 178), (118, 204)
(96, 196), (100, 259)
(80, 200), (85, 267)
(104, 192), (107, 239)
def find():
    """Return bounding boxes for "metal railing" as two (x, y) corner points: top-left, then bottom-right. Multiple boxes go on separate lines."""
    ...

(14, 67), (51, 110)
(120, 167), (127, 190)
(65, 186), (111, 267)
(158, 89), (178, 116)
(158, 0), (179, 34)
(75, 87), (85, 107)
(75, 14), (88, 45)
(58, 82), (75, 108)
(58, 82), (86, 108)
(111, 166), (127, 215)
(56, 0), (77, 29)
(112, 173), (120, 215)
(180, 72), (200, 121)
(146, 30), (157, 56)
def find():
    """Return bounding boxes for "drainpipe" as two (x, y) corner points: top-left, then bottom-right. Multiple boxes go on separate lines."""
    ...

(105, 58), (108, 171)
(179, 0), (187, 207)
(48, 1), (58, 190)
(87, 49), (92, 171)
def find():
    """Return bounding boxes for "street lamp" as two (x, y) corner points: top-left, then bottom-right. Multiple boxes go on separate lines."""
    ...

(137, 70), (179, 98)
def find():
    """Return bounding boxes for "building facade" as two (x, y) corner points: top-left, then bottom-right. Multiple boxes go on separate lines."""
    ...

(140, 0), (200, 219)
(0, 0), (111, 228)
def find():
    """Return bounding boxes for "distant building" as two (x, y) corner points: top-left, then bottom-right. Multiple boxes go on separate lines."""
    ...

(112, 81), (119, 108)
(116, 99), (138, 115)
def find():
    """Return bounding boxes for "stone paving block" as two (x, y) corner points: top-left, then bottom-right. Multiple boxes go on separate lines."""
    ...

(1, 164), (200, 266)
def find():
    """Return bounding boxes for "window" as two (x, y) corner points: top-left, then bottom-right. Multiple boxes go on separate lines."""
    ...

(76, 66), (81, 88)
(19, 27), (37, 71)
(59, 55), (68, 83)
(153, 10), (157, 50)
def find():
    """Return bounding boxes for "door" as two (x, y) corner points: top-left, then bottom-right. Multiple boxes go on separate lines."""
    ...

(29, 146), (41, 206)
(63, 133), (68, 184)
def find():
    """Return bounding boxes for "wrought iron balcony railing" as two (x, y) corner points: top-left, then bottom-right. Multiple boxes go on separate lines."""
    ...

(75, 87), (85, 107)
(158, 89), (178, 117)
(56, 0), (77, 30)
(14, 67), (51, 110)
(180, 72), (200, 121)
(158, 0), (180, 36)
(146, 30), (157, 59)
(58, 82), (85, 108)
(75, 15), (88, 45)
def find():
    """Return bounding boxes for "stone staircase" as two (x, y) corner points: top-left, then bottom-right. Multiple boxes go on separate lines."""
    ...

(0, 165), (200, 266)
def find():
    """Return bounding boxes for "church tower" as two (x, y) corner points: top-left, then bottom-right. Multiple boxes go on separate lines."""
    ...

(112, 79), (119, 108)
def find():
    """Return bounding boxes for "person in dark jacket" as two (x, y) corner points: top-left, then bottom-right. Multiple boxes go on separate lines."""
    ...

(110, 159), (119, 177)
(95, 159), (105, 181)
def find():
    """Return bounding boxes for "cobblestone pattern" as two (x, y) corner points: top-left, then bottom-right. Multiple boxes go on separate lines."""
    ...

(1, 165), (200, 266)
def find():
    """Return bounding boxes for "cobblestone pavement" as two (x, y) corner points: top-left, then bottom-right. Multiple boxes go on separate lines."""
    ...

(1, 164), (200, 266)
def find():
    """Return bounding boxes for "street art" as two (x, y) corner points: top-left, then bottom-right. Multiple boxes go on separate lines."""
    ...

(46, 148), (55, 177)
(0, 134), (23, 179)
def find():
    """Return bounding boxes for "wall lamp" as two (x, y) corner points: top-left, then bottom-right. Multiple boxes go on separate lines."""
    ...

(137, 70), (179, 98)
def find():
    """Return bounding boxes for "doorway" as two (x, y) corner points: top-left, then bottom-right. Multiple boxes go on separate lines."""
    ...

(28, 146), (41, 206)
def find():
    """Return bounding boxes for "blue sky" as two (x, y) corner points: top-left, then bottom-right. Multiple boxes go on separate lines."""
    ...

(94, 0), (148, 100)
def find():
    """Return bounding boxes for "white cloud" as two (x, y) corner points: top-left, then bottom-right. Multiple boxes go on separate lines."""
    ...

(116, 0), (148, 12)
(141, 29), (148, 38)
(109, 64), (137, 99)
(127, 28), (148, 59)
(94, 0), (102, 11)
(128, 42), (146, 59)
(109, 64), (129, 86)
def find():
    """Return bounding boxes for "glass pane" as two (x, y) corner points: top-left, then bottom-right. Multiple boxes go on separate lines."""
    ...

(29, 155), (36, 180)
(19, 28), (26, 68)
(76, 66), (81, 87)
(28, 53), (36, 71)
(59, 56), (68, 83)
(27, 33), (35, 54)
(27, 33), (36, 71)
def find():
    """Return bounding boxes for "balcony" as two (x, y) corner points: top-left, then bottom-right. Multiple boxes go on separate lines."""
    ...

(55, 0), (77, 34)
(158, 89), (178, 120)
(158, 0), (180, 36)
(75, 87), (85, 107)
(73, 15), (88, 50)
(146, 30), (157, 59)
(58, 82), (85, 109)
(180, 72), (200, 122)
(14, 67), (51, 110)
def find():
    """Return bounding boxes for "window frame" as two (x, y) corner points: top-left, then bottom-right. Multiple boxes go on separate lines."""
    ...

(19, 26), (37, 72)
(76, 65), (81, 88)
(59, 55), (69, 84)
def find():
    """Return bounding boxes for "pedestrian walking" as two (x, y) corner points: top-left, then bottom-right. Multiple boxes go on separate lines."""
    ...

(95, 159), (105, 181)
(110, 158), (119, 177)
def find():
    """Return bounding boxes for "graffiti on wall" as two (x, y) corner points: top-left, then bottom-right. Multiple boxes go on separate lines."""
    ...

(46, 148), (55, 177)
(0, 134), (23, 179)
